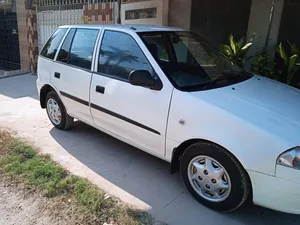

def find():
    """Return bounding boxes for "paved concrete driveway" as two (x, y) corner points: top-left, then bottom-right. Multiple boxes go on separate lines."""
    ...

(0, 74), (299, 225)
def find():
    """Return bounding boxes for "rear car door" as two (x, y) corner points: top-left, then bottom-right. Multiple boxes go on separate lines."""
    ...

(38, 27), (68, 89)
(90, 29), (173, 158)
(51, 28), (100, 123)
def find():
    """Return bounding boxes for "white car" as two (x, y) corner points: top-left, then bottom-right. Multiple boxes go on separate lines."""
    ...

(37, 24), (300, 214)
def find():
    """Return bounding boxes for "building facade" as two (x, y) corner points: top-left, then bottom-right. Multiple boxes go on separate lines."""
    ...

(12, 0), (300, 73)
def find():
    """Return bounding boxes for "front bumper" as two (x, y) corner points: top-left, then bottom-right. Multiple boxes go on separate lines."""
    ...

(248, 169), (300, 214)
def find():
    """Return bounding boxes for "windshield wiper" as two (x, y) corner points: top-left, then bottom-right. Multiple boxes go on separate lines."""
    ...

(199, 71), (242, 90)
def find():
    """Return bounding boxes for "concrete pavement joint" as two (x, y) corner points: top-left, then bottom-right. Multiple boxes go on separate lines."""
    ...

(154, 190), (185, 216)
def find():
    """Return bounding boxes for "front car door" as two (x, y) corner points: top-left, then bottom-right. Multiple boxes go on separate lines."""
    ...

(51, 28), (100, 123)
(90, 29), (174, 158)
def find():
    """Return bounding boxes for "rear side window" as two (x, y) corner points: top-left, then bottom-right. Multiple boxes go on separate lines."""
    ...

(68, 29), (99, 70)
(57, 29), (76, 63)
(40, 28), (68, 60)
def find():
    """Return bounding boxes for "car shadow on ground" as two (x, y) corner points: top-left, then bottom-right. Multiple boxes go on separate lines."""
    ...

(49, 121), (300, 225)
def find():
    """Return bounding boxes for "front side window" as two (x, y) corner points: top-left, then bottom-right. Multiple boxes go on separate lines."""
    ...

(98, 30), (153, 81)
(68, 29), (99, 70)
(139, 31), (252, 91)
(142, 34), (169, 62)
(40, 28), (68, 60)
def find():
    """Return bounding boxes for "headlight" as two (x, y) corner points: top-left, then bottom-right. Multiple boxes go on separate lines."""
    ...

(277, 147), (300, 170)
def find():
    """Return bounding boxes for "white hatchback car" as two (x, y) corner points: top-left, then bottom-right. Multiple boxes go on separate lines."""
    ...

(37, 24), (300, 214)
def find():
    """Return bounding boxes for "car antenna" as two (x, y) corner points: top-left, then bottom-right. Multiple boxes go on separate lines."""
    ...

(130, 26), (137, 30)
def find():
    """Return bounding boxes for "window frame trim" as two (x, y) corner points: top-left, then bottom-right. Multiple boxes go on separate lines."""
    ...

(94, 29), (163, 87)
(56, 28), (76, 64)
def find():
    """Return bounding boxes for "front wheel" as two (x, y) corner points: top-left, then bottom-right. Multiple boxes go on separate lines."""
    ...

(45, 91), (73, 130)
(180, 142), (251, 212)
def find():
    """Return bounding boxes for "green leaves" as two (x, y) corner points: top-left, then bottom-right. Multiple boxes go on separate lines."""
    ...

(229, 34), (237, 55)
(288, 54), (299, 83)
(222, 34), (300, 87)
(251, 50), (275, 78)
(289, 41), (300, 56)
(278, 42), (289, 66)
(277, 42), (300, 84)
(220, 34), (254, 68)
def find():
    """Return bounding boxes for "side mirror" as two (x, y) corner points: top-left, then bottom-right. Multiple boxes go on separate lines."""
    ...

(129, 70), (162, 90)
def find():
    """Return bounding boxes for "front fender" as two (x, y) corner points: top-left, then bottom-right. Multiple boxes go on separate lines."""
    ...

(166, 90), (291, 176)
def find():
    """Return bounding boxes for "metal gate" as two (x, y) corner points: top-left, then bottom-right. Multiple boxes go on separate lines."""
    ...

(0, 10), (20, 70)
(37, 0), (118, 50)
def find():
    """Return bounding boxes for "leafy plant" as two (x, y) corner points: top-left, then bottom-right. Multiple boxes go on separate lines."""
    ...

(251, 51), (275, 78)
(220, 34), (254, 68)
(277, 42), (300, 84)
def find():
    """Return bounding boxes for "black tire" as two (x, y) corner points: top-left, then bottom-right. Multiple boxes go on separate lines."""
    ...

(45, 91), (73, 130)
(180, 141), (250, 212)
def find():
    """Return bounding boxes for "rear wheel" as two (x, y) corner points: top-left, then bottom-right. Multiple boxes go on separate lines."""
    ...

(45, 91), (73, 130)
(180, 141), (250, 212)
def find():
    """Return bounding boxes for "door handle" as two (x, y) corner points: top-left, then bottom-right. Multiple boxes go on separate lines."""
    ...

(54, 72), (60, 79)
(96, 85), (105, 94)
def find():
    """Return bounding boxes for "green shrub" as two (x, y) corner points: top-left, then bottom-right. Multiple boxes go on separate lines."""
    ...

(277, 42), (300, 85)
(220, 34), (254, 68)
(251, 51), (276, 78)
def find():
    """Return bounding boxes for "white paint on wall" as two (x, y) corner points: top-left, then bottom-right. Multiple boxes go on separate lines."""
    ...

(121, 0), (169, 26)
(247, 0), (284, 55)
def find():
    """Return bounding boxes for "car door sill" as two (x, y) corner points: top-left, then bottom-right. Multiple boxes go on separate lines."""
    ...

(90, 103), (160, 135)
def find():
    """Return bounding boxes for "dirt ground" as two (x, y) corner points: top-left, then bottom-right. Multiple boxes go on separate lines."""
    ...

(0, 178), (69, 225)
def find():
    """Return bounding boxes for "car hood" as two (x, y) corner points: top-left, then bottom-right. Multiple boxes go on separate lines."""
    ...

(190, 75), (300, 146)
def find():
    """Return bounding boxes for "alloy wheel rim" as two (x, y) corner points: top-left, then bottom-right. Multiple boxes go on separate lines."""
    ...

(187, 155), (231, 202)
(47, 98), (62, 125)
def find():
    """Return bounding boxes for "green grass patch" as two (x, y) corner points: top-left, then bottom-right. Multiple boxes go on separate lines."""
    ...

(0, 131), (155, 225)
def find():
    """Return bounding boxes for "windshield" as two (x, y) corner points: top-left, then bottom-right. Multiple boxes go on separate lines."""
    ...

(139, 31), (252, 91)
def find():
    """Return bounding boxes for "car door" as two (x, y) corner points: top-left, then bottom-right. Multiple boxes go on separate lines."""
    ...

(51, 28), (100, 123)
(90, 29), (173, 158)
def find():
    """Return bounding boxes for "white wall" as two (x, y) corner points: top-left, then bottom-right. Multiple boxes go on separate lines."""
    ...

(121, 0), (169, 26)
(168, 0), (192, 29)
(247, 0), (284, 55)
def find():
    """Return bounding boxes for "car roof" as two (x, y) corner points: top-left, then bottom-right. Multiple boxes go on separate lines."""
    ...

(59, 24), (186, 33)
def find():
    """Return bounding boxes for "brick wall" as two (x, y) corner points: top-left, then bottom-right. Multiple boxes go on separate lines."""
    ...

(16, 0), (29, 70)
(26, 9), (38, 72)
(16, 0), (38, 72)
(83, 2), (114, 24)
